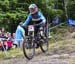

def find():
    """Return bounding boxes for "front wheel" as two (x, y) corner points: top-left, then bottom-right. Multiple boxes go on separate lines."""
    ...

(23, 38), (35, 60)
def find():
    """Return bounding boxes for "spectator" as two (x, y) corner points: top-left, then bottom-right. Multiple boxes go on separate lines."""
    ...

(1, 27), (5, 36)
(14, 22), (25, 47)
(12, 33), (15, 39)
(52, 16), (59, 25)
(0, 28), (2, 37)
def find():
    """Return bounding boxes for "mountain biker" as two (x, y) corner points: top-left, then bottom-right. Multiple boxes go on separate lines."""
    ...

(15, 22), (25, 47)
(23, 4), (46, 36)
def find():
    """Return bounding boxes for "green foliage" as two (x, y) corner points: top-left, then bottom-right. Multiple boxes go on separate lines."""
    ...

(0, 0), (28, 32)
(67, 0), (75, 19)
(49, 9), (63, 18)
(0, 0), (74, 32)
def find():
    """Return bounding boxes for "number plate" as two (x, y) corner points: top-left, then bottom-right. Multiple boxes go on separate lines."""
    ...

(28, 25), (34, 31)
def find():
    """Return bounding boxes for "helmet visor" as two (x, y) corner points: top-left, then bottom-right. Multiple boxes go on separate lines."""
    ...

(29, 8), (36, 14)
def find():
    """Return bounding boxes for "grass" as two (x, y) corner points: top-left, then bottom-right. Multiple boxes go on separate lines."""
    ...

(0, 48), (23, 60)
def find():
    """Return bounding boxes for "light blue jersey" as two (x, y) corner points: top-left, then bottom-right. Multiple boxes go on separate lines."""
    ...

(15, 25), (25, 40)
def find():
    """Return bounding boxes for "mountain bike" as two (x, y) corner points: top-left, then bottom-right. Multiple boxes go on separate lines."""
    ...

(23, 24), (48, 60)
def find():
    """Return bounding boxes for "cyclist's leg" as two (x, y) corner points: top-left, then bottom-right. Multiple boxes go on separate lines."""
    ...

(34, 26), (39, 36)
(34, 26), (40, 48)
(39, 23), (46, 36)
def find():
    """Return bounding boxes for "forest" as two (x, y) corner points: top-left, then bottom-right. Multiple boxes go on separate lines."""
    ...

(0, 0), (75, 33)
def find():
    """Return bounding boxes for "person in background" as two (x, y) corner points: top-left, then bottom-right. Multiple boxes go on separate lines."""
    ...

(1, 27), (5, 36)
(5, 32), (12, 50)
(0, 28), (2, 37)
(14, 22), (25, 47)
(52, 16), (59, 26)
(11, 33), (15, 42)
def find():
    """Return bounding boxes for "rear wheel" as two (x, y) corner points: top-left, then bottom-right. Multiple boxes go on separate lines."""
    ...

(40, 36), (48, 53)
(23, 38), (35, 60)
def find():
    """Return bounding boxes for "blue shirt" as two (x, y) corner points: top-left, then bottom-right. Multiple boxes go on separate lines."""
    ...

(23, 11), (46, 26)
(15, 25), (25, 41)
(52, 16), (59, 24)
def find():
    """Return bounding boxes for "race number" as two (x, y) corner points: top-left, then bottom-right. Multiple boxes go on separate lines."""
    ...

(28, 25), (34, 31)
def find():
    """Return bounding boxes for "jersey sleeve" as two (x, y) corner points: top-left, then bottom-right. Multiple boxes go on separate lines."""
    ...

(23, 14), (32, 26)
(39, 12), (46, 23)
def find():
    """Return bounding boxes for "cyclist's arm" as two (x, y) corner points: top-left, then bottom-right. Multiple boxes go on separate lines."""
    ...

(39, 12), (46, 24)
(23, 32), (25, 39)
(22, 28), (25, 39)
(23, 14), (32, 26)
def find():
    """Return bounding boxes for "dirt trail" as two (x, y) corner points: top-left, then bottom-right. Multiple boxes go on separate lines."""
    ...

(0, 51), (75, 64)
